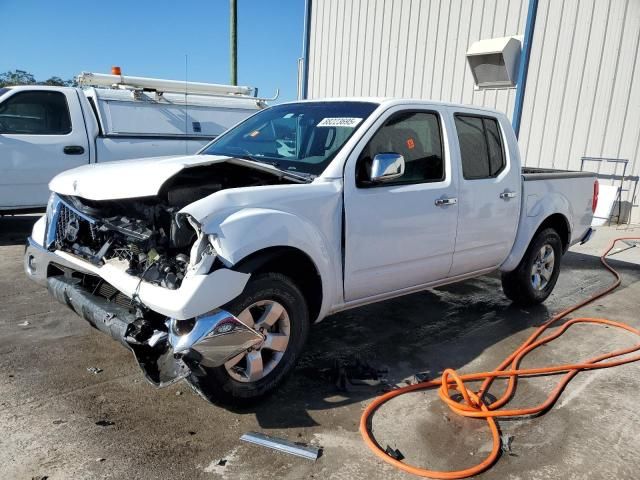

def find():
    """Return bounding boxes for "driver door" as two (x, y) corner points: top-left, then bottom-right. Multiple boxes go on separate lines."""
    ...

(343, 106), (459, 302)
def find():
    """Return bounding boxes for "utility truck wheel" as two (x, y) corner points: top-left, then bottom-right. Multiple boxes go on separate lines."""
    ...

(188, 273), (309, 406)
(501, 228), (562, 306)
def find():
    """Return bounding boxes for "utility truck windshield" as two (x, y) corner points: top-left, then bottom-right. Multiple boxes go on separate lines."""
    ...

(202, 101), (378, 176)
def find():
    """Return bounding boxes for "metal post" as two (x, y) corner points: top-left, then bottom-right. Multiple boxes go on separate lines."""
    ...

(297, 57), (304, 100)
(230, 0), (237, 86)
(301, 0), (312, 99)
(512, 0), (539, 138)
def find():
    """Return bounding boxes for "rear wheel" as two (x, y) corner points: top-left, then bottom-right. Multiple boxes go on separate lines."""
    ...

(501, 228), (562, 305)
(187, 272), (309, 405)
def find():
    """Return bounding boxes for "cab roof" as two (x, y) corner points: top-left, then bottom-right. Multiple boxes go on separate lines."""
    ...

(279, 97), (503, 115)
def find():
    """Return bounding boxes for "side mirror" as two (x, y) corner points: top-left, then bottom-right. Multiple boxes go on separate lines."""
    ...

(370, 153), (405, 183)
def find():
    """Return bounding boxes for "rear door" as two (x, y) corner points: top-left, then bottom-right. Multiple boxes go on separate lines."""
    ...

(448, 109), (520, 276)
(343, 105), (459, 301)
(0, 88), (90, 209)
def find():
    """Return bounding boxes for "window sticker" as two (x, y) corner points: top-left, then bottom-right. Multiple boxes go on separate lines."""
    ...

(317, 117), (363, 127)
(406, 137), (415, 149)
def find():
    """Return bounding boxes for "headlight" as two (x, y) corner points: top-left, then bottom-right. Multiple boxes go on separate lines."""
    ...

(46, 192), (56, 224)
(44, 193), (60, 249)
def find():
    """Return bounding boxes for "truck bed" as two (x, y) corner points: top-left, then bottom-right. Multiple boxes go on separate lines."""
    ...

(500, 166), (596, 272)
(522, 167), (595, 181)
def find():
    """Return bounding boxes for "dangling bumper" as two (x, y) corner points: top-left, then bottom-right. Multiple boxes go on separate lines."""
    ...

(24, 230), (260, 396)
(45, 274), (262, 389)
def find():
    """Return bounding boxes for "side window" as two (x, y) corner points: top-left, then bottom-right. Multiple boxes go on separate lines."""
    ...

(356, 111), (444, 187)
(0, 91), (71, 135)
(454, 115), (505, 179)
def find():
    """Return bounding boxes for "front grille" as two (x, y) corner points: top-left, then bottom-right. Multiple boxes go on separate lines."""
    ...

(53, 202), (101, 250)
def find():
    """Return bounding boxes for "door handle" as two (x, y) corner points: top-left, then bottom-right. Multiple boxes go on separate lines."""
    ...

(499, 190), (517, 200)
(63, 145), (85, 155)
(435, 197), (458, 207)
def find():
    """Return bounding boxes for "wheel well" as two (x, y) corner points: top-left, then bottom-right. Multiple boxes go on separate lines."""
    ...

(536, 214), (570, 252)
(233, 247), (323, 322)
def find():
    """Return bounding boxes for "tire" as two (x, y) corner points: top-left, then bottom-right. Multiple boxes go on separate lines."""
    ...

(501, 228), (563, 306)
(187, 272), (310, 406)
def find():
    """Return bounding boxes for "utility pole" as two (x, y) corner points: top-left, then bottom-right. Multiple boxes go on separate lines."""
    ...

(230, 0), (237, 86)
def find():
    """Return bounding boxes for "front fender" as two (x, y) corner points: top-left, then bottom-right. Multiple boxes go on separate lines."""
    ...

(500, 192), (573, 272)
(201, 208), (339, 318)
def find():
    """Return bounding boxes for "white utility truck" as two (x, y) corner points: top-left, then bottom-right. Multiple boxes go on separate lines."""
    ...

(25, 99), (597, 404)
(0, 71), (267, 212)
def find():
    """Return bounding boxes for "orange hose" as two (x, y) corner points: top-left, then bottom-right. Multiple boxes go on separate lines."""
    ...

(360, 236), (640, 479)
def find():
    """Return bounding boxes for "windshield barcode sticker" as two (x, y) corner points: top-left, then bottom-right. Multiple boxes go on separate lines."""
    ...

(317, 117), (363, 127)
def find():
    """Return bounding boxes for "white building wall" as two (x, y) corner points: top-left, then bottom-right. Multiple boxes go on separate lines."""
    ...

(518, 0), (640, 223)
(307, 0), (640, 223)
(307, 0), (527, 117)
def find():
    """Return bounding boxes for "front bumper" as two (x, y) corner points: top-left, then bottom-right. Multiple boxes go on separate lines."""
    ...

(46, 274), (186, 386)
(45, 274), (262, 388)
(24, 236), (250, 320)
(24, 235), (262, 396)
(25, 236), (92, 287)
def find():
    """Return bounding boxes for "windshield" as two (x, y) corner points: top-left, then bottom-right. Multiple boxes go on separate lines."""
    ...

(202, 101), (378, 177)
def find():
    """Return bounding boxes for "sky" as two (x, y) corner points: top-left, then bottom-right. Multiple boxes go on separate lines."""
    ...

(0, 0), (306, 102)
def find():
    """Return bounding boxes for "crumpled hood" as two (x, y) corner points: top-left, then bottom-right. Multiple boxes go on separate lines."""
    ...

(49, 154), (230, 200)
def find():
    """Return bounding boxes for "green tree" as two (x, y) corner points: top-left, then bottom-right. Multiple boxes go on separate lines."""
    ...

(0, 70), (76, 87)
(0, 69), (36, 87)
(41, 76), (76, 87)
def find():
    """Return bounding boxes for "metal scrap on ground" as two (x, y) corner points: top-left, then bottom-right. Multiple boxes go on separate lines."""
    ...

(240, 432), (321, 461)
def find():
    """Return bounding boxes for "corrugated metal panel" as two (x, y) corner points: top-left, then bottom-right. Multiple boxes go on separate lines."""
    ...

(519, 0), (640, 223)
(307, 0), (640, 223)
(307, 0), (527, 117)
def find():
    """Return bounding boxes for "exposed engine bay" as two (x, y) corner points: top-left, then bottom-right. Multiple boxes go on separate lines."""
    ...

(39, 161), (303, 398)
(48, 162), (298, 290)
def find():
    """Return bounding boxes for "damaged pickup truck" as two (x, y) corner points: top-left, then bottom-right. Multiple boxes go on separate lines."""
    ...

(25, 99), (597, 404)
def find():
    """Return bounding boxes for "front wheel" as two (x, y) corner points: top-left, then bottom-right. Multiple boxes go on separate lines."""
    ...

(501, 228), (563, 306)
(186, 272), (310, 405)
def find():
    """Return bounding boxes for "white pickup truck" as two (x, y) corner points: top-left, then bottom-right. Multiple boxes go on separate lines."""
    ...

(0, 76), (263, 212)
(24, 99), (597, 404)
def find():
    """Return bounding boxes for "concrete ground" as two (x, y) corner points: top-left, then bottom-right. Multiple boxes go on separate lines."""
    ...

(1, 215), (639, 480)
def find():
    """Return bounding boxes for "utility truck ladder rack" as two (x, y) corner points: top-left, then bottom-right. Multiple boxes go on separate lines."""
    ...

(76, 70), (278, 101)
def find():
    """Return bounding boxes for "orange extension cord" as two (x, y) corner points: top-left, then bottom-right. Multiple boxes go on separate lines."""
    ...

(360, 236), (640, 479)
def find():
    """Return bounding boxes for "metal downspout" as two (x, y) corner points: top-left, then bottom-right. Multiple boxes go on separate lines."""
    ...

(301, 0), (312, 99)
(512, 0), (539, 138)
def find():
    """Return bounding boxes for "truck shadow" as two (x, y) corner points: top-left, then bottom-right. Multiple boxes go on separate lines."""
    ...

(243, 249), (640, 429)
(0, 214), (40, 246)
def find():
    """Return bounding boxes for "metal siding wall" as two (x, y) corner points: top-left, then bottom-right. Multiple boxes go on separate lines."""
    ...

(307, 0), (640, 223)
(519, 0), (640, 223)
(307, 0), (527, 117)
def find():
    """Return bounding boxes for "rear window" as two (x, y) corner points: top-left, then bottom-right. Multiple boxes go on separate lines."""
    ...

(454, 114), (505, 179)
